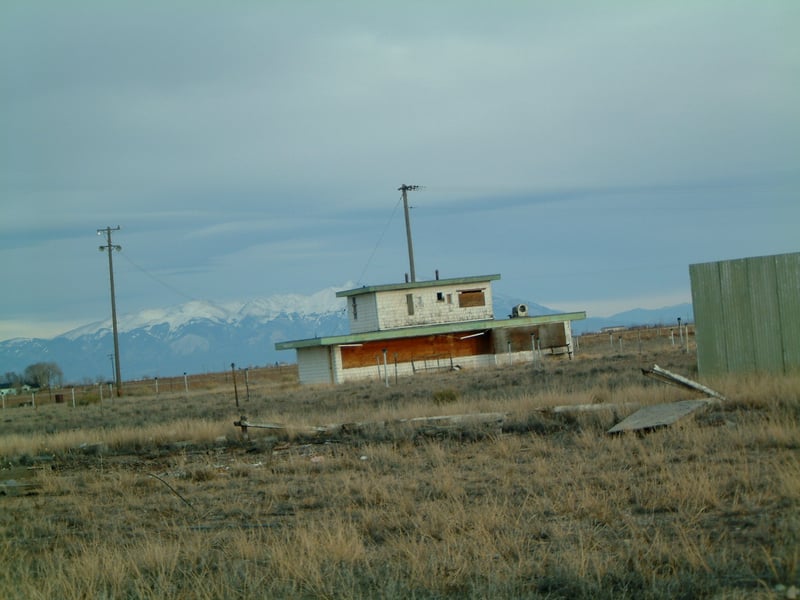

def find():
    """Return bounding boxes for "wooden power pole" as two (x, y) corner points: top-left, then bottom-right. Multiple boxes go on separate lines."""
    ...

(98, 226), (123, 397)
(398, 184), (421, 282)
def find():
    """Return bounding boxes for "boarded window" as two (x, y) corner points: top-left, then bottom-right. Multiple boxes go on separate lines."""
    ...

(458, 289), (485, 308)
(406, 293), (414, 315)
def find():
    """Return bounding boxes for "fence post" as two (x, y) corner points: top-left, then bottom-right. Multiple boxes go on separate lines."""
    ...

(231, 363), (239, 408)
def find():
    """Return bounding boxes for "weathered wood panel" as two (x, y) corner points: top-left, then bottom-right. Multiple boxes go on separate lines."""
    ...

(458, 290), (486, 308)
(340, 332), (493, 369)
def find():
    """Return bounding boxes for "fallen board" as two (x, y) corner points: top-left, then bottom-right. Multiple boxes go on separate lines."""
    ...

(607, 399), (713, 434)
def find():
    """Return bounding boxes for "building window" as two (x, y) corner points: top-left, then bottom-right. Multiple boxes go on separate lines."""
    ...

(351, 297), (357, 320)
(436, 291), (444, 302)
(406, 293), (415, 315)
(458, 289), (485, 308)
(447, 293), (452, 304)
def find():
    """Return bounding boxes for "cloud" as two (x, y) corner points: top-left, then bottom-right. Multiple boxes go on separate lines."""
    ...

(0, 1), (798, 339)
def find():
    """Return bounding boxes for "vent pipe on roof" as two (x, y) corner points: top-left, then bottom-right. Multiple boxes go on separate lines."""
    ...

(435, 269), (439, 280)
(405, 273), (409, 283)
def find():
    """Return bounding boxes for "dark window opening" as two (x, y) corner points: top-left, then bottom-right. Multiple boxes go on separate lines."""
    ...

(436, 291), (445, 302)
(351, 297), (358, 320)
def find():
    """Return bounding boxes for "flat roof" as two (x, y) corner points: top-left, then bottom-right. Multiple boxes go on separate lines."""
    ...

(275, 311), (586, 350)
(336, 274), (501, 298)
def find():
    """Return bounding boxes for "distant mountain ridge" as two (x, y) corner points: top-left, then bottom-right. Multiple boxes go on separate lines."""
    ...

(576, 304), (694, 334)
(0, 287), (692, 383)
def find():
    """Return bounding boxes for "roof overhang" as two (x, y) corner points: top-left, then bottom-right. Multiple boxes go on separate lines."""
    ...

(335, 274), (501, 298)
(275, 311), (586, 351)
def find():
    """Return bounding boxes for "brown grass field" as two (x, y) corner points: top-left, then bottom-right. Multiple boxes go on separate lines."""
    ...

(1, 328), (798, 599)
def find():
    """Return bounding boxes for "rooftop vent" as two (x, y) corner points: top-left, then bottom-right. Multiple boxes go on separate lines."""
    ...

(511, 304), (528, 318)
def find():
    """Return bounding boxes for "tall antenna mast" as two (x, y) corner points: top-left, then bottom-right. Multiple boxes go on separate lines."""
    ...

(98, 226), (123, 397)
(398, 184), (421, 282)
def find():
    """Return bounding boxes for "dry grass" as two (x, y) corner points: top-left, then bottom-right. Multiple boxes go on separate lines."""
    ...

(1, 336), (798, 598)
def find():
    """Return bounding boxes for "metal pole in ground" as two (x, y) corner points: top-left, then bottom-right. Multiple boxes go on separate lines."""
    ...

(231, 363), (239, 408)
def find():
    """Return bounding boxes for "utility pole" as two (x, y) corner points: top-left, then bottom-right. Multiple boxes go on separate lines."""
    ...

(98, 226), (123, 397)
(398, 184), (421, 282)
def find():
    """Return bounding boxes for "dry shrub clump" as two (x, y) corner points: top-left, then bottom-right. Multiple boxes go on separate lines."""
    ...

(1, 347), (799, 598)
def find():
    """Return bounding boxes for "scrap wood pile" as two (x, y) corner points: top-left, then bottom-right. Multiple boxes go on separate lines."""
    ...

(233, 364), (730, 444)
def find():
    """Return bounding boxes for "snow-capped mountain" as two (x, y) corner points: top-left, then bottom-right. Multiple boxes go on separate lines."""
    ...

(0, 285), (693, 384)
(62, 285), (349, 340)
(1, 286), (351, 383)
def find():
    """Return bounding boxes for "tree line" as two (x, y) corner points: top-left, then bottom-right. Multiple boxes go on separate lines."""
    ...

(3, 362), (64, 391)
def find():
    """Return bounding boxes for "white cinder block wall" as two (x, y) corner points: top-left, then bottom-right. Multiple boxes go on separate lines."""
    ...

(346, 293), (379, 334)
(297, 347), (333, 385)
(346, 283), (494, 333)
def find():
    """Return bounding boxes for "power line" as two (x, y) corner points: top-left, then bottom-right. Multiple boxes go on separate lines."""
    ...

(119, 252), (199, 303)
(119, 251), (234, 315)
(356, 195), (403, 286)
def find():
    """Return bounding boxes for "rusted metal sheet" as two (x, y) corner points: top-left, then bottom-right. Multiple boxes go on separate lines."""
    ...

(607, 399), (712, 434)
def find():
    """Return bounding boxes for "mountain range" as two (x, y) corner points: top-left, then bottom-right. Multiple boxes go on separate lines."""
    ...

(0, 287), (693, 383)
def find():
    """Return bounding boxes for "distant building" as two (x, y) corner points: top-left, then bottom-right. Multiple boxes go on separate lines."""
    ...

(600, 326), (627, 334)
(690, 251), (800, 376)
(276, 273), (586, 385)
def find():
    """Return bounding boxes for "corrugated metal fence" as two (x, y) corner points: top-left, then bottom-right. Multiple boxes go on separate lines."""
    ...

(690, 252), (800, 376)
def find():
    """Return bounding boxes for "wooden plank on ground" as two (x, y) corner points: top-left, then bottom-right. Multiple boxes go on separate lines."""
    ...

(607, 399), (713, 434)
(234, 412), (506, 440)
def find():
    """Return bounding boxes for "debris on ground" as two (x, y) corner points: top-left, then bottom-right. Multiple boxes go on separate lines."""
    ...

(608, 364), (726, 434)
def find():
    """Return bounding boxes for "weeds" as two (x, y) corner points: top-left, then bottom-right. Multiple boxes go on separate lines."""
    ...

(1, 339), (798, 598)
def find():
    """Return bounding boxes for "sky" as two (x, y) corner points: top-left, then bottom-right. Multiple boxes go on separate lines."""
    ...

(2, 1), (799, 340)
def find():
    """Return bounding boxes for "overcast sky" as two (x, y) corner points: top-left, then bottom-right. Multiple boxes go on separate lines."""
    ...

(2, 1), (798, 340)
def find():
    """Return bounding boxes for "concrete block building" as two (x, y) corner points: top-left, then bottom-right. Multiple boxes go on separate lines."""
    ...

(276, 273), (586, 385)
